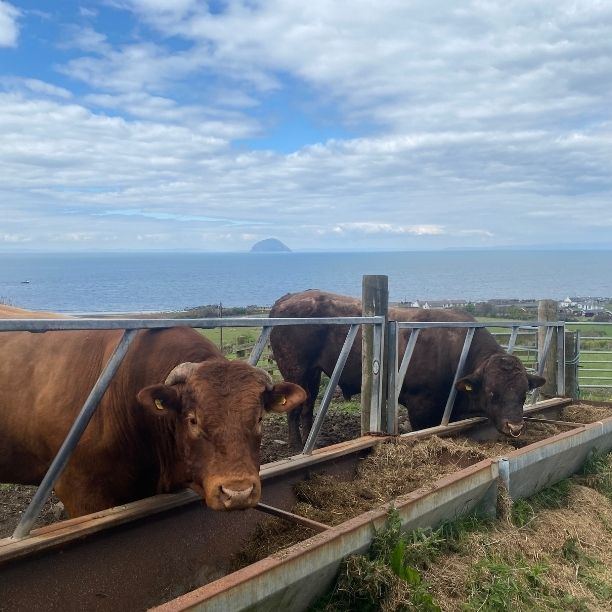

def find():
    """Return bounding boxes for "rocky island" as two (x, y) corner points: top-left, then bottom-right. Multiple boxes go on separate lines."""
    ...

(250, 238), (291, 253)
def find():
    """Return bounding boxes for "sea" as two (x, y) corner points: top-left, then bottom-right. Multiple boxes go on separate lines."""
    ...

(1, 250), (611, 314)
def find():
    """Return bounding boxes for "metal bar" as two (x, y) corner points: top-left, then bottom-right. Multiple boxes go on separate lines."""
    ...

(254, 503), (331, 533)
(579, 360), (612, 364)
(523, 417), (583, 428)
(395, 321), (560, 329)
(12, 329), (138, 539)
(247, 326), (272, 366)
(556, 325), (565, 396)
(579, 351), (612, 355)
(302, 324), (360, 455)
(0, 316), (384, 333)
(506, 326), (519, 354)
(440, 327), (475, 426)
(396, 329), (421, 404)
(386, 321), (398, 435)
(581, 384), (612, 388)
(368, 320), (384, 433)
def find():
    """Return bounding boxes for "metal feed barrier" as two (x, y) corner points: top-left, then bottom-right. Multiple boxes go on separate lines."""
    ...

(0, 313), (564, 539)
(386, 320), (565, 435)
(0, 315), (384, 539)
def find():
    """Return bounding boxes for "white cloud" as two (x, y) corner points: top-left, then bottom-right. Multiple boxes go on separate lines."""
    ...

(0, 233), (31, 243)
(111, 0), (612, 132)
(330, 223), (446, 236)
(1, 2), (612, 251)
(11, 78), (72, 99)
(0, 1), (19, 47)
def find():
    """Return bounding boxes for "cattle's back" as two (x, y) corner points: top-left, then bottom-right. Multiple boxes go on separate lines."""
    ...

(269, 290), (362, 387)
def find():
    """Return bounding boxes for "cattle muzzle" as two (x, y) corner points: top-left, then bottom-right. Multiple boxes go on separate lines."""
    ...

(501, 419), (524, 438)
(220, 484), (255, 509)
(205, 477), (261, 511)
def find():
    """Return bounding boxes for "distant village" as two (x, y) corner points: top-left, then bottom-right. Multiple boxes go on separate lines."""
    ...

(397, 297), (612, 321)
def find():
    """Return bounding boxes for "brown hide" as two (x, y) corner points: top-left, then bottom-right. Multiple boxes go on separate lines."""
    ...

(269, 290), (545, 448)
(0, 308), (305, 516)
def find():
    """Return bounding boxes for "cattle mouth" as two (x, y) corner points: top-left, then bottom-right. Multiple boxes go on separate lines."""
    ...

(501, 420), (524, 438)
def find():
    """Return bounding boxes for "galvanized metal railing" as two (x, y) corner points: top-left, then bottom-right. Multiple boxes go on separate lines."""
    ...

(1, 314), (568, 538)
(386, 321), (565, 432)
(570, 322), (612, 392)
(0, 315), (385, 538)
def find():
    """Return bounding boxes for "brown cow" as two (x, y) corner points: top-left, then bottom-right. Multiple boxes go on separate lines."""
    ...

(269, 290), (545, 448)
(0, 307), (305, 516)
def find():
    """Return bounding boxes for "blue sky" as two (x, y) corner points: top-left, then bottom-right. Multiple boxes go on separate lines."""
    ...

(1, 0), (612, 252)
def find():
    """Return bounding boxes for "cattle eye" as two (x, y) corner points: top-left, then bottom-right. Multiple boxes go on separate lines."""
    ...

(188, 415), (198, 427)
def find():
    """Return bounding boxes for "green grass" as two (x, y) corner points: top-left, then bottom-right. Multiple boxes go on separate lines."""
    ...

(198, 326), (261, 351)
(312, 508), (490, 611)
(561, 536), (612, 604)
(314, 452), (612, 611)
(579, 449), (612, 501)
(511, 480), (572, 528)
(567, 322), (612, 338)
(462, 556), (584, 612)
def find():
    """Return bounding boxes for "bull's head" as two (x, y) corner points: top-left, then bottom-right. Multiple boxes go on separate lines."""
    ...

(136, 359), (305, 510)
(456, 353), (545, 437)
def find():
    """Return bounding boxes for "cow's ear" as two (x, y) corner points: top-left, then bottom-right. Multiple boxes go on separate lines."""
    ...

(137, 384), (182, 416)
(527, 373), (546, 390)
(264, 382), (307, 413)
(456, 375), (481, 393)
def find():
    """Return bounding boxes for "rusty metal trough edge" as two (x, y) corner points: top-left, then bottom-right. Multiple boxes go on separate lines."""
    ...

(153, 411), (612, 612)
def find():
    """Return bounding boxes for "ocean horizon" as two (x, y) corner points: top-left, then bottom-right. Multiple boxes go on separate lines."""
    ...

(1, 250), (611, 314)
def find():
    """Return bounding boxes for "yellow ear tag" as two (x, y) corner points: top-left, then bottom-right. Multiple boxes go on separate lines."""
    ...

(464, 383), (473, 392)
(281, 396), (287, 405)
(154, 399), (165, 411)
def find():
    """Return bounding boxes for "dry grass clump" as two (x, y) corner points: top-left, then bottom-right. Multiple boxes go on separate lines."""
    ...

(327, 555), (415, 612)
(424, 482), (612, 611)
(562, 403), (612, 424)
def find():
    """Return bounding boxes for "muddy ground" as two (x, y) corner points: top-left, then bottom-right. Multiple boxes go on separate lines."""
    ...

(1, 402), (610, 539)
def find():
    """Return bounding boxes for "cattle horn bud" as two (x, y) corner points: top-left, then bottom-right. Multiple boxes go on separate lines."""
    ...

(254, 368), (273, 390)
(165, 362), (200, 386)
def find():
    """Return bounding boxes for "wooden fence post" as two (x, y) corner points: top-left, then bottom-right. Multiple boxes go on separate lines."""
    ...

(235, 335), (248, 358)
(537, 299), (558, 397)
(361, 275), (388, 434)
(564, 330), (580, 399)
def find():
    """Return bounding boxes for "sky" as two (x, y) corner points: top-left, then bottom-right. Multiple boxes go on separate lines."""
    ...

(1, 1), (612, 252)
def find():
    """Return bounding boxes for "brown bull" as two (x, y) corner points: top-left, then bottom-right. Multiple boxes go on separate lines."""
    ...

(269, 290), (545, 449)
(0, 307), (305, 516)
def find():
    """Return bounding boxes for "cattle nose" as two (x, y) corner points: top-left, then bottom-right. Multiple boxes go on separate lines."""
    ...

(504, 421), (524, 438)
(219, 484), (255, 509)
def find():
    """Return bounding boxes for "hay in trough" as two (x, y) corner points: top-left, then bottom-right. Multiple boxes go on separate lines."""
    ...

(294, 436), (514, 527)
(562, 403), (612, 424)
